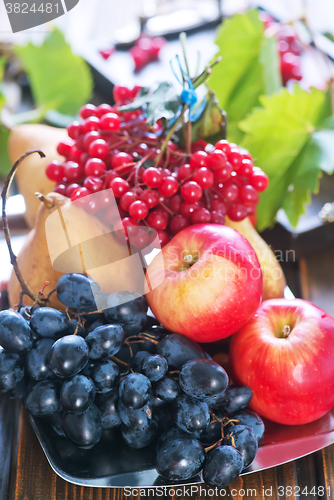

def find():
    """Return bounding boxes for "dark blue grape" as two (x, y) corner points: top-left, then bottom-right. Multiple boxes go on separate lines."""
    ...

(156, 425), (198, 453)
(85, 324), (125, 360)
(118, 399), (152, 429)
(200, 418), (223, 446)
(154, 377), (181, 402)
(119, 372), (151, 409)
(60, 375), (96, 414)
(173, 394), (210, 434)
(19, 305), (38, 321)
(25, 338), (54, 381)
(104, 291), (148, 324)
(0, 310), (33, 354)
(62, 404), (102, 448)
(89, 359), (120, 393)
(48, 335), (89, 378)
(219, 385), (253, 414)
(131, 351), (150, 372)
(156, 438), (205, 481)
(203, 445), (243, 487)
(121, 421), (157, 449)
(224, 424), (258, 469)
(179, 358), (228, 405)
(157, 333), (205, 370)
(141, 354), (168, 382)
(25, 380), (61, 416)
(47, 411), (66, 437)
(230, 410), (265, 444)
(145, 316), (161, 330)
(122, 316), (148, 337)
(30, 307), (70, 339)
(56, 273), (100, 312)
(95, 391), (121, 429)
(68, 319), (86, 337)
(87, 318), (106, 333)
(0, 347), (24, 393)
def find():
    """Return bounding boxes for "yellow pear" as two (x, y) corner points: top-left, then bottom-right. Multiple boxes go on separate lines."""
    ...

(225, 216), (286, 301)
(8, 124), (67, 228)
(8, 192), (146, 310)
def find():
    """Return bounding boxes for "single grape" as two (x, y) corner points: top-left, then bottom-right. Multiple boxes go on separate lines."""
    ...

(19, 305), (38, 321)
(104, 291), (148, 324)
(47, 411), (67, 437)
(25, 380), (61, 416)
(141, 354), (168, 382)
(179, 358), (229, 405)
(200, 418), (223, 446)
(95, 391), (121, 429)
(48, 335), (89, 378)
(60, 374), (96, 414)
(0, 310), (33, 355)
(227, 410), (265, 444)
(224, 424), (258, 469)
(25, 338), (54, 381)
(121, 420), (157, 449)
(62, 404), (102, 448)
(67, 319), (86, 337)
(56, 273), (100, 312)
(119, 372), (151, 409)
(131, 351), (150, 372)
(156, 425), (197, 453)
(203, 445), (243, 487)
(87, 318), (106, 333)
(173, 394), (210, 434)
(156, 438), (205, 481)
(85, 324), (125, 360)
(154, 377), (181, 402)
(30, 307), (70, 339)
(118, 399), (153, 429)
(157, 333), (206, 370)
(0, 348), (24, 393)
(89, 359), (120, 393)
(219, 385), (253, 414)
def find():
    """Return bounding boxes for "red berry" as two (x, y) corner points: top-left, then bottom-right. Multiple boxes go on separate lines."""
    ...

(210, 211), (225, 224)
(280, 52), (302, 85)
(113, 86), (132, 103)
(278, 39), (290, 56)
(249, 170), (269, 192)
(98, 189), (114, 210)
(109, 177), (130, 198)
(96, 104), (115, 117)
(111, 152), (133, 173)
(192, 167), (214, 189)
(85, 158), (107, 177)
(209, 150), (227, 170)
(82, 116), (100, 134)
(128, 226), (150, 249)
(71, 186), (91, 201)
(147, 211), (168, 230)
(177, 164), (192, 181)
(215, 140), (231, 157)
(57, 140), (74, 157)
(289, 40), (302, 56)
(190, 151), (209, 170)
(214, 162), (233, 183)
(128, 200), (149, 220)
(54, 183), (67, 196)
(168, 194), (182, 213)
(157, 230), (170, 247)
(46, 161), (64, 182)
(80, 104), (97, 119)
(67, 121), (82, 140)
(65, 183), (80, 198)
(139, 190), (159, 209)
(69, 145), (83, 163)
(88, 139), (109, 160)
(142, 167), (162, 188)
(246, 204), (257, 216)
(218, 182), (239, 202)
(239, 185), (259, 206)
(149, 37), (166, 59)
(191, 208), (211, 224)
(114, 217), (138, 237)
(123, 109), (142, 122)
(64, 161), (84, 182)
(85, 199), (100, 215)
(104, 170), (118, 187)
(170, 215), (190, 235)
(158, 176), (179, 198)
(99, 113), (121, 131)
(130, 86), (141, 99)
(83, 131), (101, 151)
(160, 168), (172, 178)
(228, 203), (248, 222)
(180, 202), (199, 218)
(120, 191), (137, 211)
(180, 181), (202, 203)
(130, 45), (150, 70)
(211, 199), (227, 214)
(191, 140), (208, 153)
(84, 176), (104, 193)
(228, 148), (243, 170)
(237, 159), (254, 178)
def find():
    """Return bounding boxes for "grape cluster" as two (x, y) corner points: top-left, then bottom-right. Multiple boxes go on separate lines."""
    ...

(46, 87), (269, 249)
(0, 273), (265, 487)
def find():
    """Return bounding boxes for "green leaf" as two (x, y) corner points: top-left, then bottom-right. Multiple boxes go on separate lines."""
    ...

(189, 90), (227, 144)
(208, 9), (281, 143)
(119, 82), (181, 125)
(239, 85), (330, 231)
(15, 28), (93, 116)
(0, 126), (11, 178)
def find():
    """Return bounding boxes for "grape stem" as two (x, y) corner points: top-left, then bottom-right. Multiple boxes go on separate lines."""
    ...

(1, 149), (48, 307)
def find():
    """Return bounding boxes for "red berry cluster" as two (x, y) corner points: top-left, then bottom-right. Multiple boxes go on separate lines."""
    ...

(130, 35), (166, 71)
(261, 13), (302, 85)
(46, 86), (269, 249)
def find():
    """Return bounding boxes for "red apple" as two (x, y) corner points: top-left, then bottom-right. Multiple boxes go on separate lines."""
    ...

(145, 224), (262, 342)
(229, 298), (334, 425)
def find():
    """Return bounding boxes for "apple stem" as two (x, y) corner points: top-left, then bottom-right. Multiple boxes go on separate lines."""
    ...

(282, 325), (291, 338)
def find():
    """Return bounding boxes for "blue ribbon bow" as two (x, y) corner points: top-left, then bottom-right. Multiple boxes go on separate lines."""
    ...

(169, 55), (206, 125)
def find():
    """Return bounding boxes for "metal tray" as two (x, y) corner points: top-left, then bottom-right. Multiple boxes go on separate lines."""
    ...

(27, 406), (334, 488)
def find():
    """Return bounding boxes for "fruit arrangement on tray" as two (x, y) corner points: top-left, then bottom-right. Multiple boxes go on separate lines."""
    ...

(1, 15), (334, 490)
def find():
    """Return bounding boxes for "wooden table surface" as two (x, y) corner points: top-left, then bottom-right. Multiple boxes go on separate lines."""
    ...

(1, 234), (334, 500)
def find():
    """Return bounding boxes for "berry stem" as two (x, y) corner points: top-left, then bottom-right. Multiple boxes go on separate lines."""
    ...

(154, 107), (187, 168)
